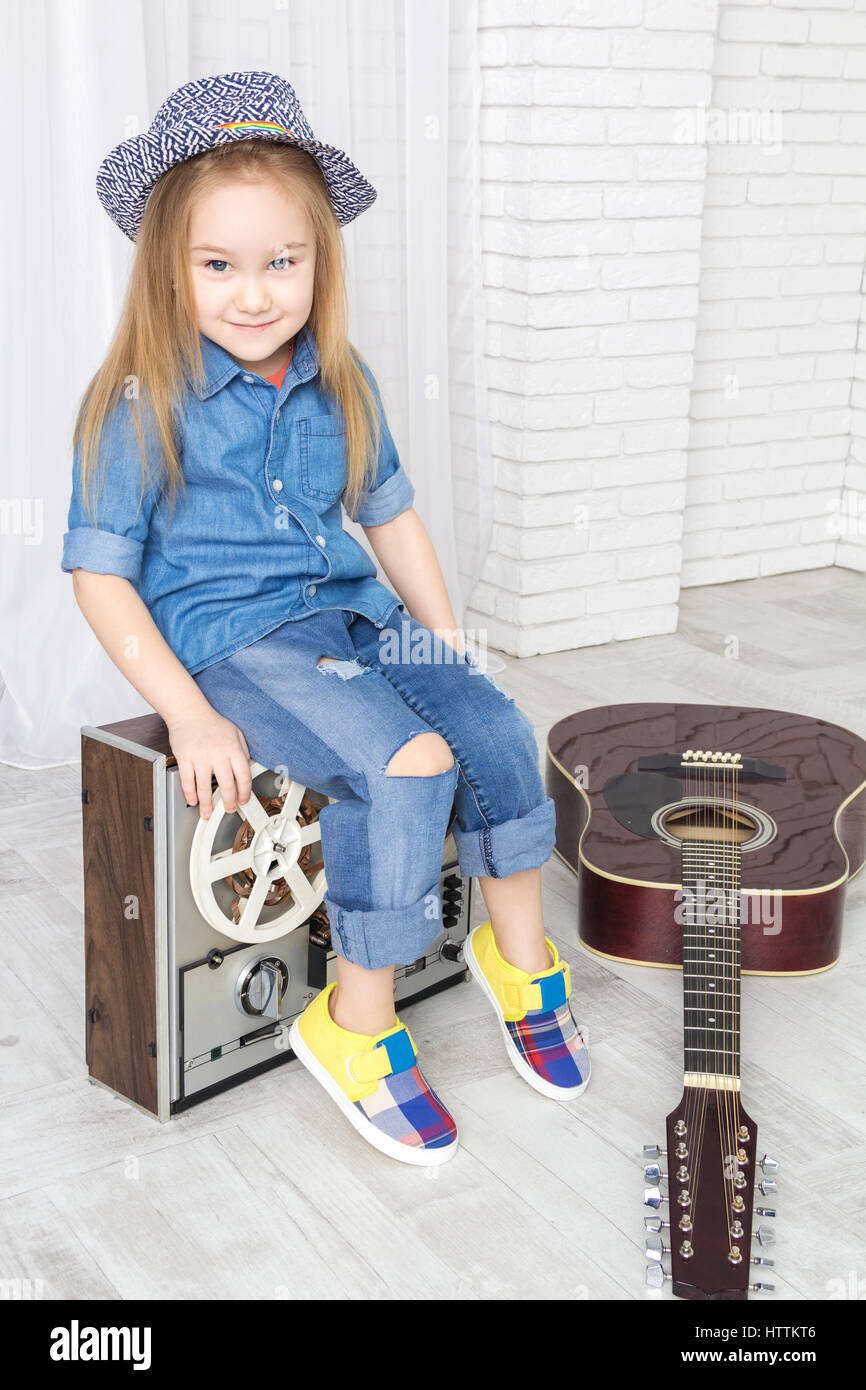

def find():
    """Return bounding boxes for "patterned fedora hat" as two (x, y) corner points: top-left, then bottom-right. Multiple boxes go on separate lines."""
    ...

(96, 69), (377, 241)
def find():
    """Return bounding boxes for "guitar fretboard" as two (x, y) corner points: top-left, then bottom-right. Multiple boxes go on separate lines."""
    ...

(681, 840), (742, 1080)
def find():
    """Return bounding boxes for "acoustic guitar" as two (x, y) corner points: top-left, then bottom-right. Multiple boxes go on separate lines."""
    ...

(545, 703), (866, 1300)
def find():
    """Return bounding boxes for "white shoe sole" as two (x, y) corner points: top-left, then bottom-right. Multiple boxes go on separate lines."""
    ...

(288, 1017), (458, 1166)
(463, 925), (590, 1102)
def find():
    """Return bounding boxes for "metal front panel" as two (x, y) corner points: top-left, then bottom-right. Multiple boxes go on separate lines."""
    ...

(165, 762), (471, 1104)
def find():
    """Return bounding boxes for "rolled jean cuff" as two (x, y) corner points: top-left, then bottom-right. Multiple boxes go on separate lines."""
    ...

(452, 796), (557, 880)
(323, 883), (446, 971)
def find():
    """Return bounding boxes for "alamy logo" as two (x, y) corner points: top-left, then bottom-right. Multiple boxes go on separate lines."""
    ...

(49, 1320), (152, 1370)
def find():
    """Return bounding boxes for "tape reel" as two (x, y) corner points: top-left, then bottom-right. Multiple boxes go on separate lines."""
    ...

(189, 761), (330, 943)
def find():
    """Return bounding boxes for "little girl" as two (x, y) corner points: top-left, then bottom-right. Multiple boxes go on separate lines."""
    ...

(63, 71), (590, 1166)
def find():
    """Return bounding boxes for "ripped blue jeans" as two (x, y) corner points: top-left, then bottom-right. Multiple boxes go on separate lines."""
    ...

(192, 602), (557, 969)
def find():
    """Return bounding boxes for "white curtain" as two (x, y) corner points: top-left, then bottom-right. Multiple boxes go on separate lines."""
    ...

(0, 0), (492, 769)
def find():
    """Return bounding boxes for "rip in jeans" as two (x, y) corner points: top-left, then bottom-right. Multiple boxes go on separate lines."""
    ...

(316, 655), (369, 681)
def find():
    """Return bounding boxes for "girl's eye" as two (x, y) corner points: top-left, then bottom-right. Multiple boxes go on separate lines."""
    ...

(201, 258), (294, 272)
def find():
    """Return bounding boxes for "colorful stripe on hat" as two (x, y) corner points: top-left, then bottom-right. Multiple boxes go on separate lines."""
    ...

(216, 120), (296, 136)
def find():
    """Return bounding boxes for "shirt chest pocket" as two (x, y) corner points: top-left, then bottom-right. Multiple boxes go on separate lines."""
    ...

(298, 415), (347, 504)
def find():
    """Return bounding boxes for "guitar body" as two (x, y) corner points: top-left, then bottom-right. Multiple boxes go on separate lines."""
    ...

(545, 703), (866, 975)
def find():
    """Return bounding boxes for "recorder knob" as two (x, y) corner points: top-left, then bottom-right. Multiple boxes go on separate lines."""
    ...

(235, 957), (289, 1019)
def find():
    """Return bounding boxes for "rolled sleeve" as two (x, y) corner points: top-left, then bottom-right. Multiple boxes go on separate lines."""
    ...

(61, 526), (146, 581)
(60, 399), (165, 582)
(352, 361), (415, 527)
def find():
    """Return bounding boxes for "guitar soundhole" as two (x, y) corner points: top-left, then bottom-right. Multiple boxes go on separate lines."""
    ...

(662, 803), (758, 844)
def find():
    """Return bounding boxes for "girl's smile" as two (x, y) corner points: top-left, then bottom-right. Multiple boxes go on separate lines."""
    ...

(227, 318), (282, 333)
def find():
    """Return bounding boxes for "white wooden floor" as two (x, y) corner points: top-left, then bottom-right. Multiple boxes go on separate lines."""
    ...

(0, 567), (864, 1300)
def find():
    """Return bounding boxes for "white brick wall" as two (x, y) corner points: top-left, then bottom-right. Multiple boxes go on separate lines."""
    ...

(686, 0), (866, 587)
(472, 0), (714, 655)
(472, 0), (865, 657)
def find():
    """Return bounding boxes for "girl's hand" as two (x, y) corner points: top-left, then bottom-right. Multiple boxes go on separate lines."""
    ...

(167, 708), (253, 820)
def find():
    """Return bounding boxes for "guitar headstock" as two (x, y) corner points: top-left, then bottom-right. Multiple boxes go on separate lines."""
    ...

(643, 1088), (778, 1299)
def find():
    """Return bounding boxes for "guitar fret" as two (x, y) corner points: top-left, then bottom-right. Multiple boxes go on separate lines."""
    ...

(684, 1043), (739, 1052)
(683, 989), (741, 995)
(684, 1050), (739, 1058)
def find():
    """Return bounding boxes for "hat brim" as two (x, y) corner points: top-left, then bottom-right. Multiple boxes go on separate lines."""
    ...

(96, 125), (377, 242)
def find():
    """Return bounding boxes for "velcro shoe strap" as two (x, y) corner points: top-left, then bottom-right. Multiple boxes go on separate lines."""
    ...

(501, 960), (570, 1016)
(348, 1026), (416, 1084)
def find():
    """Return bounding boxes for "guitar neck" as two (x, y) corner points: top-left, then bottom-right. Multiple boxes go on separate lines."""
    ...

(681, 838), (742, 1086)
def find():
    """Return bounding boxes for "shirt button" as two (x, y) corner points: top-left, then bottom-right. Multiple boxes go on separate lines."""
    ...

(315, 534), (326, 546)
(275, 409), (281, 422)
(308, 584), (317, 597)
(273, 479), (283, 491)
(243, 374), (255, 383)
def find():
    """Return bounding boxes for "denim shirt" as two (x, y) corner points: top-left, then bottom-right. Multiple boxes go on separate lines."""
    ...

(60, 324), (415, 675)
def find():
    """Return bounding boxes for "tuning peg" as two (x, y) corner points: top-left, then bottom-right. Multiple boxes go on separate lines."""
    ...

(755, 1225), (775, 1247)
(643, 1162), (666, 1182)
(642, 1144), (666, 1160)
(755, 1205), (776, 1219)
(758, 1179), (778, 1196)
(751, 1255), (775, 1268)
(645, 1234), (667, 1262)
(750, 1281), (775, 1294)
(645, 1265), (670, 1290)
(644, 1216), (669, 1232)
(759, 1154), (779, 1175)
(644, 1186), (667, 1210)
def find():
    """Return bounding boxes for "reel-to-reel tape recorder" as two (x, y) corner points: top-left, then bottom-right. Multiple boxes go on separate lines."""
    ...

(80, 713), (474, 1121)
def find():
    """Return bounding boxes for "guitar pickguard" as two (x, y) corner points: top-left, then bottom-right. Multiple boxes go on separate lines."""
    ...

(603, 771), (682, 840)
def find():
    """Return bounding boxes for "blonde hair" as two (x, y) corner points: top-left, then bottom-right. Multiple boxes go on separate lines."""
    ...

(72, 138), (381, 527)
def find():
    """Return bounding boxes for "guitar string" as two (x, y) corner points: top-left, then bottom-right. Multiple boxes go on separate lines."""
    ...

(697, 757), (711, 1240)
(688, 761), (709, 1245)
(721, 758), (736, 1259)
(683, 761), (706, 1239)
(732, 762), (743, 1252)
(710, 756), (734, 1257)
(727, 762), (742, 1257)
(725, 761), (744, 1260)
(681, 756), (743, 1265)
(687, 760), (710, 1246)
(717, 756), (731, 1256)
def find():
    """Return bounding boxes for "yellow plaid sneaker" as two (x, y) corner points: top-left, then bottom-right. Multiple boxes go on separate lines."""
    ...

(289, 982), (458, 1165)
(463, 920), (590, 1101)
